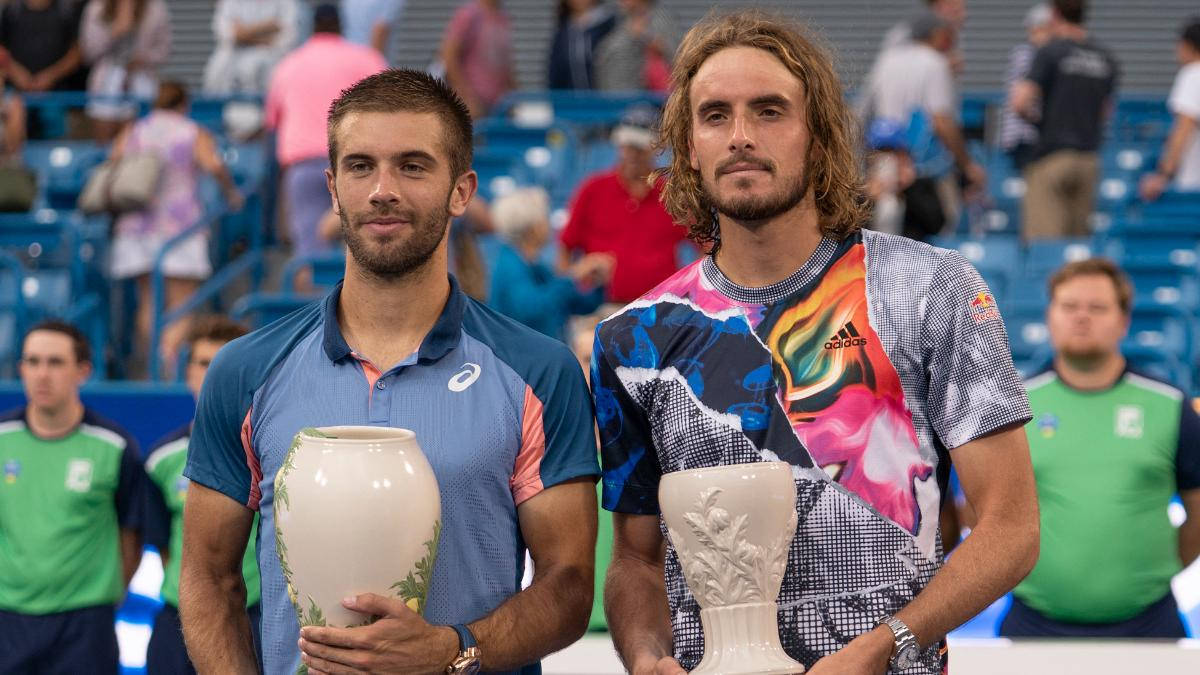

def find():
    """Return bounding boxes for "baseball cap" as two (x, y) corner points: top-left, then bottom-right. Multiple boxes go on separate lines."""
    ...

(611, 104), (659, 149)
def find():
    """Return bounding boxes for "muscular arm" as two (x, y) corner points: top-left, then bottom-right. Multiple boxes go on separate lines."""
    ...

(825, 425), (1039, 671)
(1180, 489), (1200, 568)
(605, 512), (678, 674)
(120, 528), (143, 587)
(931, 112), (972, 173)
(469, 478), (597, 670)
(1157, 114), (1198, 180)
(179, 482), (257, 675)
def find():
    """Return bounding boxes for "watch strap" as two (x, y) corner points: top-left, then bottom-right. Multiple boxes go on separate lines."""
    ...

(450, 623), (477, 650)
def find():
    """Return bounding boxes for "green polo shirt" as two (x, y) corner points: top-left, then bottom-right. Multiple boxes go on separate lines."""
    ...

(0, 408), (145, 614)
(1016, 369), (1200, 623)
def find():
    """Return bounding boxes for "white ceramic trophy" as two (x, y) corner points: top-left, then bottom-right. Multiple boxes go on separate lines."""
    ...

(659, 461), (803, 674)
(274, 426), (441, 627)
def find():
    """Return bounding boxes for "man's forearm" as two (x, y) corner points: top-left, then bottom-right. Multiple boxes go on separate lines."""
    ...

(1180, 519), (1200, 568)
(179, 569), (257, 674)
(1158, 116), (1197, 178)
(604, 555), (675, 669)
(120, 530), (143, 587)
(932, 114), (971, 172)
(895, 513), (1038, 648)
(468, 562), (592, 670)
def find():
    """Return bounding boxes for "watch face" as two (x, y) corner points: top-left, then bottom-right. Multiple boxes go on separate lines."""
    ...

(896, 643), (921, 669)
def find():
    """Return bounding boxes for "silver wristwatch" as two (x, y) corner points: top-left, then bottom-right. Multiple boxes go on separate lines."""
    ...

(878, 615), (921, 670)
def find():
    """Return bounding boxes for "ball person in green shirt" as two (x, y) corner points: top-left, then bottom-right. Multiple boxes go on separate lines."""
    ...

(0, 320), (147, 673)
(144, 315), (261, 672)
(1003, 258), (1200, 636)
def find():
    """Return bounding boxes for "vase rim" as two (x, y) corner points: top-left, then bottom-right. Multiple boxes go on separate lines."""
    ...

(300, 426), (417, 443)
(660, 460), (793, 482)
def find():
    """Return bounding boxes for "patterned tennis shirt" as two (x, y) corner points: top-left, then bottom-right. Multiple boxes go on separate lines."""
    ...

(593, 230), (1031, 672)
(185, 277), (600, 675)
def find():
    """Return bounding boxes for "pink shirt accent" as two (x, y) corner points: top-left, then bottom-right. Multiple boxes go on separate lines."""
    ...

(444, 1), (513, 110)
(240, 407), (263, 510)
(265, 34), (388, 166)
(511, 384), (547, 505)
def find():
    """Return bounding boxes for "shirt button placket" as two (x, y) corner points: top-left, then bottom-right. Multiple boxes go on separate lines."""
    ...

(370, 377), (390, 423)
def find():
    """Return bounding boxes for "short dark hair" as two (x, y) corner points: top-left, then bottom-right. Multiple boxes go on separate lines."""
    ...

(154, 80), (188, 110)
(184, 314), (248, 349)
(327, 69), (474, 181)
(25, 319), (91, 365)
(1054, 0), (1085, 25)
(313, 3), (341, 34)
(1182, 16), (1200, 52)
(1048, 258), (1133, 315)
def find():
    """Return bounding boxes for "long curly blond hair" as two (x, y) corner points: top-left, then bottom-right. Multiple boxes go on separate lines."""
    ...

(656, 10), (869, 248)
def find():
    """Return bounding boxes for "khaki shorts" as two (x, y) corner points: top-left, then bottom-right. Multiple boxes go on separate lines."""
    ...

(1021, 150), (1100, 240)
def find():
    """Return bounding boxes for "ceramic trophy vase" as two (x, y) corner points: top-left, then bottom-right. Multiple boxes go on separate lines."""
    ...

(659, 461), (803, 674)
(274, 426), (441, 628)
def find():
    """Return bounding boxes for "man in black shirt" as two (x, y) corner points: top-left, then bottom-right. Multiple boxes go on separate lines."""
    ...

(1012, 0), (1118, 240)
(0, 0), (85, 92)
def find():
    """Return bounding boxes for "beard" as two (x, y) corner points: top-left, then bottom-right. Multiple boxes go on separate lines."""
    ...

(339, 195), (450, 281)
(705, 150), (811, 225)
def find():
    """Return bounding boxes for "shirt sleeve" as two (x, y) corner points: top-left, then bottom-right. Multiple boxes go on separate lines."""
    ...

(559, 180), (591, 251)
(921, 250), (1032, 450)
(184, 343), (259, 509)
(1169, 67), (1200, 122)
(592, 326), (664, 514)
(142, 466), (171, 551)
(1176, 398), (1200, 492)
(510, 341), (600, 506)
(115, 437), (147, 531)
(923, 56), (956, 117)
(1025, 43), (1055, 92)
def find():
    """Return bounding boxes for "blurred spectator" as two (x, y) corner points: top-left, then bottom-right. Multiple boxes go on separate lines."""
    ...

(80, 0), (170, 142)
(861, 11), (985, 216)
(0, 320), (146, 674)
(265, 3), (386, 270)
(1013, 0), (1118, 239)
(1000, 4), (1053, 173)
(547, 0), (615, 90)
(439, 0), (514, 119)
(559, 105), (686, 304)
(1140, 17), (1200, 201)
(864, 119), (946, 241)
(593, 0), (678, 92)
(0, 0), (85, 93)
(489, 187), (611, 340)
(143, 315), (262, 674)
(343, 0), (404, 55)
(202, 0), (299, 96)
(108, 81), (243, 378)
(1005, 259), (1200, 638)
(878, 0), (967, 52)
(0, 62), (26, 162)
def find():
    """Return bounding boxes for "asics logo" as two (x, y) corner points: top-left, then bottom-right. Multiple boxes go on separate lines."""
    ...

(448, 363), (482, 392)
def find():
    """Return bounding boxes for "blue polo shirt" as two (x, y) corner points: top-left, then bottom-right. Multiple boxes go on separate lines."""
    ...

(184, 277), (600, 675)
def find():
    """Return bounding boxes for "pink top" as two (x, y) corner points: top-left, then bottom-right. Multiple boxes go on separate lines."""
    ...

(264, 34), (388, 166)
(444, 1), (513, 110)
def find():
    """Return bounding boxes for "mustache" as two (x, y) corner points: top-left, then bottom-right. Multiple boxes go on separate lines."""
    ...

(716, 152), (775, 175)
(346, 206), (416, 226)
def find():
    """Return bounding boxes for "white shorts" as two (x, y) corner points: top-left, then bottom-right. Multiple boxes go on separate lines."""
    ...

(110, 230), (212, 280)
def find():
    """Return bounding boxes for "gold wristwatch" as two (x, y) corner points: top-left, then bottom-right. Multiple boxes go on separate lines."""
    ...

(446, 624), (481, 674)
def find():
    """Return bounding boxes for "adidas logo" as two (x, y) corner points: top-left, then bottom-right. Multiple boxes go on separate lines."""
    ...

(823, 321), (868, 350)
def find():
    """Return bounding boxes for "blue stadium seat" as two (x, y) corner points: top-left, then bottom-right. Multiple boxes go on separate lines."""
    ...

(929, 235), (1020, 303)
(282, 251), (346, 292)
(23, 141), (107, 210)
(1024, 238), (1094, 278)
(1002, 301), (1051, 364)
(1124, 345), (1192, 392)
(230, 292), (318, 329)
(492, 90), (664, 127)
(1126, 304), (1193, 361)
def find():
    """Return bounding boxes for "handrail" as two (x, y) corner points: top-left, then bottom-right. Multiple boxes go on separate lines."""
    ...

(147, 205), (266, 381)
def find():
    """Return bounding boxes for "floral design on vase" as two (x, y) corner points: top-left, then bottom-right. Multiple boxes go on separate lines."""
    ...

(668, 486), (796, 607)
(275, 427), (329, 624)
(391, 520), (441, 614)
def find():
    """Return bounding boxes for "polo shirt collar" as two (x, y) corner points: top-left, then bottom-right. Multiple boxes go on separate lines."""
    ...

(321, 276), (466, 364)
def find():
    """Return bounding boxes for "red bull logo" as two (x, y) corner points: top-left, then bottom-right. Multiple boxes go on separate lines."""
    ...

(970, 292), (1000, 323)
